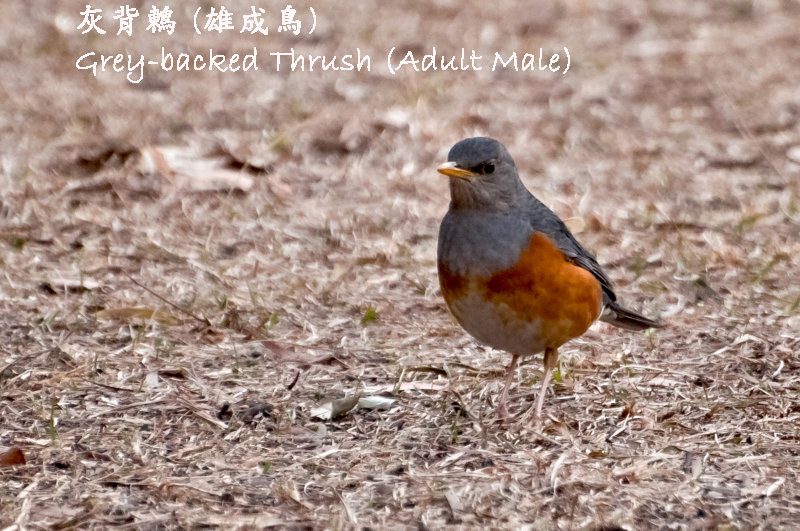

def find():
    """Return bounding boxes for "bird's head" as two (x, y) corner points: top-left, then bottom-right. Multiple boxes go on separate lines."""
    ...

(437, 137), (525, 210)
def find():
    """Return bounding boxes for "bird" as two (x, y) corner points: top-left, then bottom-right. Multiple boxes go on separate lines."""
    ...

(436, 137), (660, 419)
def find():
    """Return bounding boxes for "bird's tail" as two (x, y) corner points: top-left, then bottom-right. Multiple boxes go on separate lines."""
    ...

(600, 301), (661, 331)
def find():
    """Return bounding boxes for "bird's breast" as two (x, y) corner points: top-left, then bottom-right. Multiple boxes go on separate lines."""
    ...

(438, 230), (603, 354)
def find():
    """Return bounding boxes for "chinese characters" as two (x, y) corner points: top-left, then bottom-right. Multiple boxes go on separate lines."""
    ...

(77, 4), (316, 36)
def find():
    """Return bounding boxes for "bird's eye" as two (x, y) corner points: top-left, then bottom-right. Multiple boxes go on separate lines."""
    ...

(483, 163), (495, 174)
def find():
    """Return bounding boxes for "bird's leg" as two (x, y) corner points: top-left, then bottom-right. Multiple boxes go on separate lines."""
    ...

(533, 347), (558, 418)
(497, 353), (519, 419)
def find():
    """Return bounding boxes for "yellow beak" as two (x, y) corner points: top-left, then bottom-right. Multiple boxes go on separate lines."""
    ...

(437, 161), (477, 180)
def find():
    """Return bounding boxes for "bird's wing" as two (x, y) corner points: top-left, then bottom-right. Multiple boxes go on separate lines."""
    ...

(553, 224), (617, 304)
(521, 196), (660, 329)
(522, 196), (617, 303)
(549, 217), (662, 330)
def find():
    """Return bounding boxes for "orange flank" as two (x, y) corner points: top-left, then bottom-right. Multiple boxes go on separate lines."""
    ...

(440, 232), (603, 350)
(483, 232), (602, 347)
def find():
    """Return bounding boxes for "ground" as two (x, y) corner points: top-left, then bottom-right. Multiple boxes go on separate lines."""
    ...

(2, 0), (800, 529)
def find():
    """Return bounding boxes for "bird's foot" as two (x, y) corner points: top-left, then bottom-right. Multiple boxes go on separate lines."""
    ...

(518, 403), (544, 426)
(496, 401), (512, 421)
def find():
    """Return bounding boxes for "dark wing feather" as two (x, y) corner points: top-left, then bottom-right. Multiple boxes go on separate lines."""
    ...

(520, 196), (617, 302)
(556, 228), (617, 302)
(521, 193), (660, 330)
(526, 195), (661, 330)
(551, 219), (617, 304)
(554, 220), (664, 330)
(555, 225), (661, 329)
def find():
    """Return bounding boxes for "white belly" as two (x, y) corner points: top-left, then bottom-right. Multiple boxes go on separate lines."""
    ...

(447, 290), (548, 355)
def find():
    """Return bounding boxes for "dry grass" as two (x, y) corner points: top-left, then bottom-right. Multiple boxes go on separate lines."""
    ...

(2, 0), (800, 529)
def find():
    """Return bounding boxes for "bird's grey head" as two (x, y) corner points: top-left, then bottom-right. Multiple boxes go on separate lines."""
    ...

(437, 137), (525, 211)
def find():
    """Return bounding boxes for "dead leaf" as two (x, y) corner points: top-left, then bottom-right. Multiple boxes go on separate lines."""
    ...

(339, 115), (373, 152)
(204, 130), (275, 173)
(158, 368), (187, 378)
(267, 175), (293, 202)
(144, 372), (160, 389)
(310, 395), (360, 420)
(365, 381), (448, 393)
(787, 145), (800, 164)
(357, 395), (397, 410)
(255, 341), (342, 366)
(0, 447), (26, 466)
(202, 513), (285, 527)
(37, 137), (138, 177)
(139, 145), (254, 193)
(241, 403), (274, 423)
(562, 216), (586, 234)
(40, 278), (101, 293)
(700, 143), (761, 169)
(97, 307), (181, 326)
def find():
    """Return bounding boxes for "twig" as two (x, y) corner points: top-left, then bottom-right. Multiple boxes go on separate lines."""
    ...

(123, 271), (212, 327)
